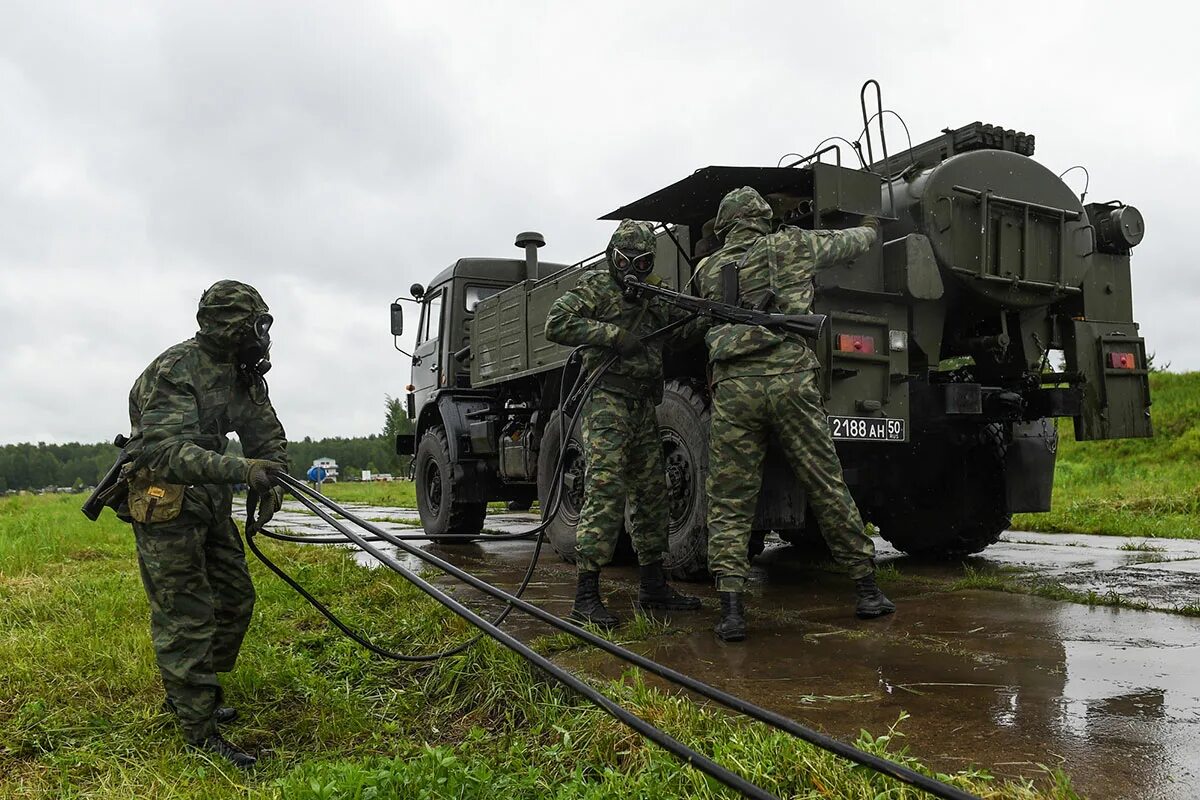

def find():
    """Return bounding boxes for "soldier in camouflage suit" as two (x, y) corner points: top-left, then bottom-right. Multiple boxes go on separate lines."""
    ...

(126, 280), (287, 766)
(545, 220), (701, 628)
(696, 187), (895, 642)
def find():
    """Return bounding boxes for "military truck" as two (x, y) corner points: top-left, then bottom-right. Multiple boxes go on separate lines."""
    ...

(392, 112), (1149, 575)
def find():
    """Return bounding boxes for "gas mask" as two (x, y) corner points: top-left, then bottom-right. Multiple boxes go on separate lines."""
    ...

(236, 313), (273, 400)
(609, 247), (655, 298)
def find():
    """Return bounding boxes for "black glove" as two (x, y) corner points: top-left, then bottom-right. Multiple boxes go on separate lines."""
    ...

(245, 459), (286, 494)
(256, 485), (285, 528)
(244, 460), (285, 533)
(613, 330), (644, 357)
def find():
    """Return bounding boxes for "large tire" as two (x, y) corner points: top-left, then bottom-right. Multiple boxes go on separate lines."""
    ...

(654, 380), (711, 581)
(414, 426), (486, 539)
(537, 409), (639, 565)
(872, 423), (1011, 558)
(537, 410), (589, 563)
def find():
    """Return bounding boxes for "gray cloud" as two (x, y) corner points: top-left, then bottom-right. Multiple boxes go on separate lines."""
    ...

(0, 0), (1194, 444)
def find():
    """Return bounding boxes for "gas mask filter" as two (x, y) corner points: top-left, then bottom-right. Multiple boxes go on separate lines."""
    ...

(237, 313), (273, 377)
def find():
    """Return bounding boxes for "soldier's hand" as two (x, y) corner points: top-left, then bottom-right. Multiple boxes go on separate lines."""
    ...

(613, 330), (644, 357)
(860, 215), (880, 234)
(245, 459), (286, 494)
(256, 485), (285, 528)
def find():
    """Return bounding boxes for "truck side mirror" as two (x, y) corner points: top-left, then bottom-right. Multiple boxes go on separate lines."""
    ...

(390, 302), (404, 336)
(410, 283), (425, 300)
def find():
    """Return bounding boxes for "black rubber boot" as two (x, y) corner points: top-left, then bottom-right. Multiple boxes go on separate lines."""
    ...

(164, 698), (239, 725)
(570, 571), (621, 629)
(713, 591), (746, 642)
(193, 734), (257, 769)
(637, 561), (701, 611)
(855, 574), (896, 619)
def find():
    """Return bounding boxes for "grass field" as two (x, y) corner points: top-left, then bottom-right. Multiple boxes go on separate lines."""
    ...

(0, 494), (1076, 799)
(1013, 371), (1200, 538)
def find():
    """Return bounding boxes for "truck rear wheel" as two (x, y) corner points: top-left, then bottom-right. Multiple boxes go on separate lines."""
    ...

(414, 426), (486, 539)
(656, 380), (711, 581)
(538, 410), (589, 563)
(872, 423), (1010, 558)
(538, 410), (635, 565)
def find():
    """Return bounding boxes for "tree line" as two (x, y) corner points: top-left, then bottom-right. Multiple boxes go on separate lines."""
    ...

(0, 396), (414, 492)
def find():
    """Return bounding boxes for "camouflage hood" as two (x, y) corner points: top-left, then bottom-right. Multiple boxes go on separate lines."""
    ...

(608, 219), (657, 254)
(714, 186), (773, 241)
(195, 280), (269, 355)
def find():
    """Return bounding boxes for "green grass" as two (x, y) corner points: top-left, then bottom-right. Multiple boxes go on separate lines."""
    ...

(946, 565), (1200, 617)
(0, 495), (1076, 799)
(317, 480), (418, 508)
(1014, 371), (1200, 538)
(314, 481), (516, 514)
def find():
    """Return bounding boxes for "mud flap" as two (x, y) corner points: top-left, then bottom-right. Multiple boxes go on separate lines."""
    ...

(1067, 320), (1152, 440)
(1005, 419), (1057, 513)
(753, 443), (806, 530)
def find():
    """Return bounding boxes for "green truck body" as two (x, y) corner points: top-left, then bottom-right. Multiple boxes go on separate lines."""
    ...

(394, 119), (1149, 573)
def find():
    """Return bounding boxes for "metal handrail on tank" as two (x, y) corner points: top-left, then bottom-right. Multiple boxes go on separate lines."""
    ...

(860, 79), (896, 216)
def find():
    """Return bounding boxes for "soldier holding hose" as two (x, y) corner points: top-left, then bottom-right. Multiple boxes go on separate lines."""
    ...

(123, 280), (288, 766)
(545, 220), (701, 628)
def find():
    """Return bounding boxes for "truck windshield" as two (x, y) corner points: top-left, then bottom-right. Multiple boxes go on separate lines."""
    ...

(464, 284), (503, 312)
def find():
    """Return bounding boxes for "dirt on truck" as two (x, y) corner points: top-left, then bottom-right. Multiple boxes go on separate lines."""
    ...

(392, 111), (1150, 578)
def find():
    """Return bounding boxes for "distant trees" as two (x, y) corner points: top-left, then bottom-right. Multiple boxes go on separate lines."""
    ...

(0, 396), (416, 491)
(0, 442), (118, 491)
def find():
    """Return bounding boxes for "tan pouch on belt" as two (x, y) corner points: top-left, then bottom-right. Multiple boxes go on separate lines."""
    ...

(127, 469), (185, 524)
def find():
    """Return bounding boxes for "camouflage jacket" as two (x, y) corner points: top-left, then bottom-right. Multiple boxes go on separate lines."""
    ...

(545, 270), (689, 396)
(128, 338), (288, 486)
(696, 219), (876, 384)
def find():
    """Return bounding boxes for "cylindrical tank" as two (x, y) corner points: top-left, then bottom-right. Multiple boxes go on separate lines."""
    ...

(883, 150), (1092, 309)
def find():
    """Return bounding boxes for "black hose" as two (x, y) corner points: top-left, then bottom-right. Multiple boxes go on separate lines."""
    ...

(275, 478), (781, 800)
(244, 345), (601, 661)
(277, 474), (980, 800)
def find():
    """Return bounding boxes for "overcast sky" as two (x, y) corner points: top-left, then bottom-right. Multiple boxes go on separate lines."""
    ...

(1, 0), (1194, 445)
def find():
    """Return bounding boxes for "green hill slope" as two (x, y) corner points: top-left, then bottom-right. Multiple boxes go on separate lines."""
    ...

(1014, 371), (1200, 538)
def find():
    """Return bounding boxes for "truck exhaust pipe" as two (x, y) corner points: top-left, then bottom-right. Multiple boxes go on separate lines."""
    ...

(515, 231), (545, 280)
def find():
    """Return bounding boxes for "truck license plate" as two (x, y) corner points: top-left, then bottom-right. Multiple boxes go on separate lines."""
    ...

(828, 416), (905, 442)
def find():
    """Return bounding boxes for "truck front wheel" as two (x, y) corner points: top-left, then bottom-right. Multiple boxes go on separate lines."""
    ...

(414, 426), (486, 539)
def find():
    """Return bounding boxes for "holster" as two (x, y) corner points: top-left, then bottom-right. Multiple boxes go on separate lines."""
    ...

(127, 468), (186, 525)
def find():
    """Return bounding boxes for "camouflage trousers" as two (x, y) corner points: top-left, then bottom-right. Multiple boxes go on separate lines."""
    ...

(132, 485), (255, 744)
(575, 388), (669, 573)
(707, 370), (875, 591)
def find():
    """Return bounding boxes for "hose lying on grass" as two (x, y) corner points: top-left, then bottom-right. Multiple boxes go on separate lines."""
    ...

(247, 471), (980, 800)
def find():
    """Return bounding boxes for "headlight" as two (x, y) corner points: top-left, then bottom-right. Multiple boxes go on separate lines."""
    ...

(889, 330), (908, 352)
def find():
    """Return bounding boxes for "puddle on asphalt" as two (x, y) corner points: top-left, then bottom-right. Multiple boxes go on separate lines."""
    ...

(257, 506), (1200, 799)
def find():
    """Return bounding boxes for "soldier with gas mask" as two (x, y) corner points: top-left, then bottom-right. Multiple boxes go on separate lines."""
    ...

(545, 220), (700, 628)
(124, 280), (287, 767)
(693, 187), (895, 642)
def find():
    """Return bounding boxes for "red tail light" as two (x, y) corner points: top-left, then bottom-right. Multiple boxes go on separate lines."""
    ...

(1109, 352), (1136, 369)
(836, 334), (876, 354)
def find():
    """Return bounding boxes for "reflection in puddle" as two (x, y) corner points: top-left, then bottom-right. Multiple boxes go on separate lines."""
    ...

(259, 506), (1200, 799)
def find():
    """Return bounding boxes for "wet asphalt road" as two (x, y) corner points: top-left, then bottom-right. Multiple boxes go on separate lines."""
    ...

(253, 501), (1200, 800)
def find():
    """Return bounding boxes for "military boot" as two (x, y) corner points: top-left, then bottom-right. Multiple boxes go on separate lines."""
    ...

(192, 734), (257, 769)
(713, 591), (746, 642)
(637, 561), (701, 611)
(570, 571), (621, 629)
(164, 697), (239, 725)
(855, 574), (896, 619)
